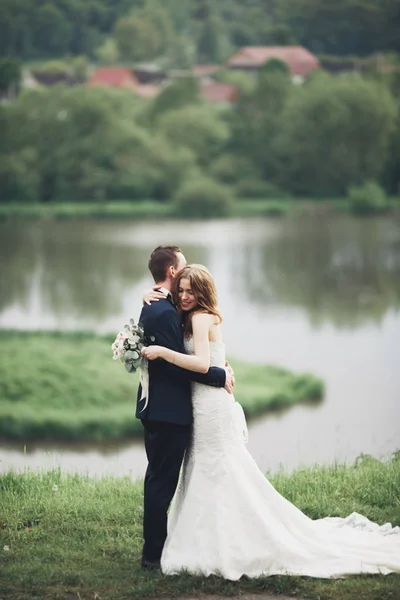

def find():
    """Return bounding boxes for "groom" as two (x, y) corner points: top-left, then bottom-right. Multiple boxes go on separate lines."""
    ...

(136, 245), (234, 570)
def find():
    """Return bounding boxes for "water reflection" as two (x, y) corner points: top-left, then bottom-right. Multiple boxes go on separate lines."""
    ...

(0, 221), (150, 320)
(1, 216), (399, 330)
(0, 221), (37, 313)
(239, 216), (400, 328)
(0, 215), (399, 476)
(0, 219), (207, 325)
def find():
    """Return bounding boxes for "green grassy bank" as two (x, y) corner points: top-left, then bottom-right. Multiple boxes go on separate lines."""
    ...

(0, 330), (323, 443)
(0, 197), (399, 220)
(1, 455), (399, 600)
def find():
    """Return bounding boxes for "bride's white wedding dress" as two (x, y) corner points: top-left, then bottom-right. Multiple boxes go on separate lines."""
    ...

(161, 340), (400, 580)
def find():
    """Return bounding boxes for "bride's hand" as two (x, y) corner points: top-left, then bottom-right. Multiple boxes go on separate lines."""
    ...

(141, 345), (165, 361)
(143, 287), (168, 306)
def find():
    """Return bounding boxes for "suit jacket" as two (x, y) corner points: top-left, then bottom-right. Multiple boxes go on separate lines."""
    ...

(135, 296), (226, 425)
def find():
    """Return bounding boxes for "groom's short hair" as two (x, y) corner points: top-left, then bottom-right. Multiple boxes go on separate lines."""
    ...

(148, 245), (182, 283)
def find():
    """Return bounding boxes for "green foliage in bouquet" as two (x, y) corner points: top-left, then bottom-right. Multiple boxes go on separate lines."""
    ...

(112, 318), (154, 374)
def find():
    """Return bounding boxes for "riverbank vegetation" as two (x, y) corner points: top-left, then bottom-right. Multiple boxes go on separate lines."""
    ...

(1, 196), (400, 221)
(1, 2), (400, 215)
(0, 330), (323, 442)
(1, 71), (399, 216)
(1, 455), (399, 600)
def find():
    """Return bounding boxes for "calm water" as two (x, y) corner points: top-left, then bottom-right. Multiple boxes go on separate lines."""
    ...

(1, 215), (400, 479)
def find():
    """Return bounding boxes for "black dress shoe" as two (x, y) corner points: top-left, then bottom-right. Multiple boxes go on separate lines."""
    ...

(141, 557), (161, 571)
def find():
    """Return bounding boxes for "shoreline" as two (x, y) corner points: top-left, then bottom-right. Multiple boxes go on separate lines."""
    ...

(0, 197), (399, 220)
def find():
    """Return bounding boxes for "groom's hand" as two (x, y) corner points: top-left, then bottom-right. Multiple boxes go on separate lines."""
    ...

(224, 361), (235, 394)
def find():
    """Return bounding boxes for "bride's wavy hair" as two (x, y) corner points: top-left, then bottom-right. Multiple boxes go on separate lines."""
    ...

(174, 264), (222, 335)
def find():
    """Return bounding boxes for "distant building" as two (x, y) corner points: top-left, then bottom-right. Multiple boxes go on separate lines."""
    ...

(88, 67), (139, 90)
(87, 65), (238, 104)
(192, 65), (221, 82)
(31, 71), (75, 86)
(319, 56), (400, 75)
(168, 69), (193, 80)
(135, 84), (162, 99)
(133, 63), (166, 85)
(227, 46), (320, 82)
(201, 82), (238, 104)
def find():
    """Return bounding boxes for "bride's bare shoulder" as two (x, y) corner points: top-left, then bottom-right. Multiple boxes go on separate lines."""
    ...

(191, 312), (215, 328)
(192, 314), (222, 343)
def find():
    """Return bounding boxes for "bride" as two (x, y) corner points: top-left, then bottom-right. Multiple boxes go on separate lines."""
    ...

(141, 263), (400, 580)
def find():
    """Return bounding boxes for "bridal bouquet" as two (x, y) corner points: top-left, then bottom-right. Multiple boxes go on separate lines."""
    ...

(111, 318), (154, 374)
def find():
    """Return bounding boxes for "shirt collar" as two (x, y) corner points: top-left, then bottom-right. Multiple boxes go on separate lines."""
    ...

(157, 287), (174, 304)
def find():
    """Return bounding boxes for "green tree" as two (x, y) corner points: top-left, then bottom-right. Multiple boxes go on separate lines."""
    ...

(0, 84), (198, 202)
(95, 38), (120, 65)
(34, 3), (73, 56)
(231, 70), (292, 181)
(114, 15), (159, 62)
(164, 35), (195, 69)
(114, 0), (173, 63)
(157, 104), (230, 168)
(348, 180), (389, 214)
(0, 57), (21, 95)
(0, 0), (399, 62)
(283, 0), (393, 56)
(260, 58), (291, 76)
(214, 67), (256, 94)
(148, 77), (201, 122)
(275, 73), (397, 195)
(382, 70), (400, 194)
(0, 86), (144, 202)
(267, 23), (295, 45)
(71, 56), (90, 82)
(197, 14), (222, 63)
(0, 147), (40, 202)
(175, 176), (234, 218)
(142, 0), (174, 58)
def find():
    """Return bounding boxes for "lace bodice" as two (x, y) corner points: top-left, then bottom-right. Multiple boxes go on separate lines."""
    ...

(181, 335), (248, 451)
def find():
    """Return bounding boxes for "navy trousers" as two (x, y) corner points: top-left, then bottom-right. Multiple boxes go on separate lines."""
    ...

(141, 420), (191, 561)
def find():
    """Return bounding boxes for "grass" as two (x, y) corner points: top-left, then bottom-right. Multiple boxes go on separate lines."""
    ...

(0, 200), (174, 220)
(0, 330), (323, 443)
(0, 455), (399, 600)
(0, 197), (399, 220)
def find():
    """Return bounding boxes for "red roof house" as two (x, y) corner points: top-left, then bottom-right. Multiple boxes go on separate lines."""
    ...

(89, 68), (139, 90)
(201, 82), (238, 104)
(192, 65), (221, 78)
(227, 46), (320, 78)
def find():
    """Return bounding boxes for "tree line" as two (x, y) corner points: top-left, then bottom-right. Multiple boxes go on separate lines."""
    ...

(0, 67), (399, 207)
(0, 0), (399, 65)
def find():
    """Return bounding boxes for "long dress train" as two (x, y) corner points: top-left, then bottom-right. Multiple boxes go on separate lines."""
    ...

(161, 340), (400, 580)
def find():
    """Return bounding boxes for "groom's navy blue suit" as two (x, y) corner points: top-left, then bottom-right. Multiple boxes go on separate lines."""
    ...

(136, 293), (226, 562)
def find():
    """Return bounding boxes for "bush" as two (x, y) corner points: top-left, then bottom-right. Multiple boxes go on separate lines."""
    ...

(236, 178), (287, 199)
(260, 201), (291, 217)
(174, 177), (234, 218)
(209, 155), (260, 185)
(260, 58), (291, 76)
(348, 180), (389, 214)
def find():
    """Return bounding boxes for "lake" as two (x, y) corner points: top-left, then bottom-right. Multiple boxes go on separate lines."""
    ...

(0, 214), (399, 479)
